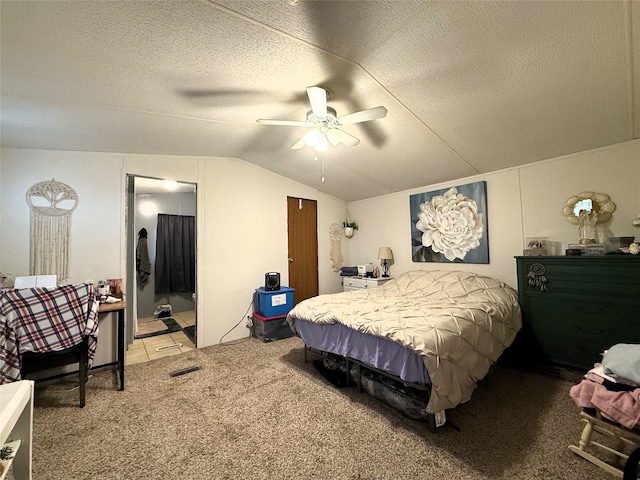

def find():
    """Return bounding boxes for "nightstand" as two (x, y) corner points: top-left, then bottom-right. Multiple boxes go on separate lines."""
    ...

(343, 276), (393, 292)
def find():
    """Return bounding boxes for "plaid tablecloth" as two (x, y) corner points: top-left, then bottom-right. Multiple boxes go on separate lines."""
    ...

(0, 282), (99, 383)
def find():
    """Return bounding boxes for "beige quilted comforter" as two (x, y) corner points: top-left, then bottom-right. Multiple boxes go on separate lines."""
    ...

(287, 270), (522, 413)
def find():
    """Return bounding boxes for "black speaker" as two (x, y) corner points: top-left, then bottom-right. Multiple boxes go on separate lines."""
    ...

(265, 272), (280, 291)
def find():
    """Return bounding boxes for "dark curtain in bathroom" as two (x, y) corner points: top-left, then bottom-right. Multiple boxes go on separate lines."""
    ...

(155, 214), (195, 294)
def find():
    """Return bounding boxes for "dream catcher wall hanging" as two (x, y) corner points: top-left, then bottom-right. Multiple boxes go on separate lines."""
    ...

(329, 223), (344, 272)
(26, 178), (79, 281)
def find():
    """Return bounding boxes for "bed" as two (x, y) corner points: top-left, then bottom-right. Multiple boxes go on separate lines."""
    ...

(286, 270), (522, 429)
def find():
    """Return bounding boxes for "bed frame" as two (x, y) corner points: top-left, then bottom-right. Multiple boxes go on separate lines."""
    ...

(289, 271), (523, 433)
(303, 344), (440, 432)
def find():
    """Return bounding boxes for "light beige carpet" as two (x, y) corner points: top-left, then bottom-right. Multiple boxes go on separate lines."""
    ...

(24, 336), (616, 479)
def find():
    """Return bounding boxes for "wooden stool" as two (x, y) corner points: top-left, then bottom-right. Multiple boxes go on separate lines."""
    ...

(569, 409), (640, 478)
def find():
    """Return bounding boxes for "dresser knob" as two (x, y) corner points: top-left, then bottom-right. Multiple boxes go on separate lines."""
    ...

(574, 305), (605, 314)
(576, 325), (605, 335)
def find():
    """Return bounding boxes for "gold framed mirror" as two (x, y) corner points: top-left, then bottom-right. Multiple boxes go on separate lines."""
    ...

(562, 192), (615, 225)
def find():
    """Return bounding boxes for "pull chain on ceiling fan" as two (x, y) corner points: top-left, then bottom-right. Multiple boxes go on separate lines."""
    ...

(257, 86), (387, 151)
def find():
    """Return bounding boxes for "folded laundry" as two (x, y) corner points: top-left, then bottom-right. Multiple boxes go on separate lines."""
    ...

(602, 344), (640, 385)
(586, 363), (639, 391)
(570, 379), (640, 430)
(340, 266), (358, 277)
(569, 358), (640, 477)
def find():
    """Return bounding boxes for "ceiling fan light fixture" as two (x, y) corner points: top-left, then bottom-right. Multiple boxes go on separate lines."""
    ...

(257, 86), (386, 151)
(303, 129), (328, 151)
(303, 129), (320, 146)
(316, 135), (328, 152)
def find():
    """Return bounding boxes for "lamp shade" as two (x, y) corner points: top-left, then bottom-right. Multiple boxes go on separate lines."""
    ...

(377, 247), (393, 260)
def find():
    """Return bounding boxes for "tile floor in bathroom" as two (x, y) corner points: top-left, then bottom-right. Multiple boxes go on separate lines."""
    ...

(125, 310), (196, 365)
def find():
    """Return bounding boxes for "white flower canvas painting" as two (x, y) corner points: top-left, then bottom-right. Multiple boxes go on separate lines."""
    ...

(410, 181), (489, 263)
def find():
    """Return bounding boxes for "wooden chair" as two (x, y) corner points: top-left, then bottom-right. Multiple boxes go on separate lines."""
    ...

(569, 409), (640, 478)
(623, 446), (640, 480)
(1, 282), (98, 408)
(20, 336), (90, 408)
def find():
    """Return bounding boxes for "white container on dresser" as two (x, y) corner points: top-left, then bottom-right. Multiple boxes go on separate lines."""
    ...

(343, 276), (393, 292)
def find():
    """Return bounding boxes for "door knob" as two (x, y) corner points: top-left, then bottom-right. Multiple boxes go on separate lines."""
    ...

(288, 258), (293, 263)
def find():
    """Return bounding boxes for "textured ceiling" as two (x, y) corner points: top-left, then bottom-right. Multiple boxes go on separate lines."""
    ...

(1, 0), (638, 201)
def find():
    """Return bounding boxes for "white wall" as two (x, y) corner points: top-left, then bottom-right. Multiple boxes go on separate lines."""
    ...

(519, 140), (640, 249)
(317, 191), (351, 293)
(4, 141), (636, 352)
(0, 149), (347, 355)
(198, 158), (347, 345)
(345, 140), (640, 289)
(0, 149), (124, 282)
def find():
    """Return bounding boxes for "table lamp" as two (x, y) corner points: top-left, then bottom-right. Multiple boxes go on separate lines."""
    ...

(377, 247), (393, 277)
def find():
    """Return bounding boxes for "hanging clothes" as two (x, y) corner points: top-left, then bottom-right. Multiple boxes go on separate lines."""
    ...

(136, 228), (151, 287)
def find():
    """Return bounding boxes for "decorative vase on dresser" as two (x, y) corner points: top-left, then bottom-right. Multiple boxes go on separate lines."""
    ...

(515, 255), (640, 370)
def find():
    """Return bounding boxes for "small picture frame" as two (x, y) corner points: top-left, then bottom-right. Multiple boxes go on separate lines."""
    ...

(107, 278), (123, 297)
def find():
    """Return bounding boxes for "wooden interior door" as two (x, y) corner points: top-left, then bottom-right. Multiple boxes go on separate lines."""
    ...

(287, 196), (319, 305)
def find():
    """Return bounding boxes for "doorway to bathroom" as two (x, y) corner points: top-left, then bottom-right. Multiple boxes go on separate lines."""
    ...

(125, 175), (197, 365)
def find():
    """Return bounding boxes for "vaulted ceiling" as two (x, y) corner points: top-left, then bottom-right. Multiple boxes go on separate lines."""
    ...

(1, 1), (638, 201)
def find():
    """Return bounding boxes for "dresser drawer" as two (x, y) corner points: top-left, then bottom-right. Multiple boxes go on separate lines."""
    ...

(516, 256), (640, 370)
(343, 276), (393, 292)
(344, 277), (368, 289)
(528, 295), (640, 369)
(519, 258), (640, 302)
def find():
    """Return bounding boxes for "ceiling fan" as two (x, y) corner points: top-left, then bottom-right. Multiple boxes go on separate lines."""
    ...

(257, 86), (387, 151)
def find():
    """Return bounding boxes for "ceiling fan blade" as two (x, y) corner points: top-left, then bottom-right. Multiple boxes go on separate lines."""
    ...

(325, 128), (341, 146)
(338, 106), (388, 125)
(327, 128), (360, 147)
(291, 136), (308, 150)
(257, 119), (308, 127)
(307, 86), (327, 117)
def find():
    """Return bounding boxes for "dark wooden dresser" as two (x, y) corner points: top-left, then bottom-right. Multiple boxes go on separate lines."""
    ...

(515, 255), (640, 370)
